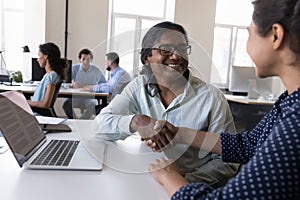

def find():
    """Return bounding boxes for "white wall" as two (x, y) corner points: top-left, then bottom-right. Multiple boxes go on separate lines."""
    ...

(46, 0), (109, 74)
(174, 0), (216, 82)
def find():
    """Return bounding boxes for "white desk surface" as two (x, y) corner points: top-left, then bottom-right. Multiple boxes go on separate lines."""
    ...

(0, 120), (168, 200)
(224, 94), (275, 105)
(0, 83), (108, 97)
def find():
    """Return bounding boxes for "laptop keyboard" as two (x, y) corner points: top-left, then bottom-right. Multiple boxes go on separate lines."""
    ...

(31, 140), (79, 166)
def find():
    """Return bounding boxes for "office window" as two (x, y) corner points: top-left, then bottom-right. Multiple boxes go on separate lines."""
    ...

(0, 0), (24, 73)
(210, 0), (253, 88)
(109, 0), (175, 77)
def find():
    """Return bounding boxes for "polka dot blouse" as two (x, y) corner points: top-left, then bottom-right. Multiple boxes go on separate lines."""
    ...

(172, 88), (300, 199)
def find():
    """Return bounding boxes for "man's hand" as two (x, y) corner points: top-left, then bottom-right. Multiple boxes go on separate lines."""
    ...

(129, 114), (157, 138)
(81, 85), (94, 91)
(145, 120), (179, 151)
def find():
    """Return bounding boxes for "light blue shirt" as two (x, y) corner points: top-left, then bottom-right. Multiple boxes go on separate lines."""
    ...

(93, 66), (131, 95)
(31, 71), (60, 102)
(92, 74), (239, 186)
(72, 63), (106, 87)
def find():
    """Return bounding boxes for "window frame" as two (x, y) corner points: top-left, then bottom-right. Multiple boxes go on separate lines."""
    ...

(109, 0), (173, 78)
(211, 23), (254, 88)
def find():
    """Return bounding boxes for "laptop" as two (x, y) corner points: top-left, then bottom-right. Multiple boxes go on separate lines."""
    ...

(0, 91), (104, 171)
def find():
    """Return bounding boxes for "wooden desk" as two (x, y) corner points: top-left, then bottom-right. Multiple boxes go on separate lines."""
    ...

(0, 120), (168, 200)
(0, 84), (109, 105)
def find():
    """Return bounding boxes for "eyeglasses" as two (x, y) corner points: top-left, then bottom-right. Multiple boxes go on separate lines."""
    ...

(152, 44), (191, 56)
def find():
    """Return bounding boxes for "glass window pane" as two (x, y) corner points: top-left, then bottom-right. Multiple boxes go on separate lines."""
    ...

(215, 0), (253, 26)
(4, 10), (24, 72)
(4, 0), (24, 10)
(211, 27), (232, 85)
(114, 18), (136, 35)
(113, 0), (165, 17)
(112, 18), (136, 73)
(233, 29), (254, 67)
(141, 19), (161, 45)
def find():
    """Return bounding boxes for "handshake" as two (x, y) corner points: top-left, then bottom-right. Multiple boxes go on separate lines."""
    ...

(130, 114), (191, 151)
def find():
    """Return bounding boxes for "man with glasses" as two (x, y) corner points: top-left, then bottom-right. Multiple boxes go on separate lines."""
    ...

(92, 21), (239, 188)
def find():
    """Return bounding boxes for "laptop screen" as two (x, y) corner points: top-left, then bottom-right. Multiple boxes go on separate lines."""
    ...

(0, 93), (45, 166)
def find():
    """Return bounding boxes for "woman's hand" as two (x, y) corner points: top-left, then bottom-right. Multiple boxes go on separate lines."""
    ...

(148, 157), (188, 197)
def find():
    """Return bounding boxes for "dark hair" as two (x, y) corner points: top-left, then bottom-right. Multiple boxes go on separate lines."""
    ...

(140, 21), (189, 65)
(106, 52), (119, 65)
(39, 42), (68, 80)
(78, 48), (93, 59)
(252, 0), (300, 54)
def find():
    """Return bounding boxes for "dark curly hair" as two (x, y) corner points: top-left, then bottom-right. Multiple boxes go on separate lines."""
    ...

(39, 42), (69, 80)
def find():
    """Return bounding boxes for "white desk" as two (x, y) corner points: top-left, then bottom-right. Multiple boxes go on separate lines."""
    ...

(0, 84), (109, 104)
(0, 120), (168, 200)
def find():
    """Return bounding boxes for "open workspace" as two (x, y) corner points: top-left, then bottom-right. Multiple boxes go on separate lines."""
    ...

(1, 0), (299, 200)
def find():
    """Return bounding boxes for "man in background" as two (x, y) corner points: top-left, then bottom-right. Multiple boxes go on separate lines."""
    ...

(62, 48), (106, 119)
(82, 52), (131, 114)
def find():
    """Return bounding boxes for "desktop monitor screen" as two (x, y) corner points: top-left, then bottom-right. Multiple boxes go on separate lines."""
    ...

(31, 58), (46, 82)
(229, 66), (273, 95)
(31, 58), (72, 83)
(65, 59), (72, 83)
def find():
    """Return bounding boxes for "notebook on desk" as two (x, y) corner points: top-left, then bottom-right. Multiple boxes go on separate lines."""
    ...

(0, 91), (104, 171)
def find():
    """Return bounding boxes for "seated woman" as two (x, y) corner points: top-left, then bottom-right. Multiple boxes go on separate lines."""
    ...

(27, 42), (68, 109)
(147, 0), (300, 199)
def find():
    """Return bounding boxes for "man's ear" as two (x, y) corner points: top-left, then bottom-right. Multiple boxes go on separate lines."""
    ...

(271, 23), (285, 50)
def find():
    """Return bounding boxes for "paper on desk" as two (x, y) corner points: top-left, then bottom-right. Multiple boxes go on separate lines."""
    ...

(36, 116), (67, 124)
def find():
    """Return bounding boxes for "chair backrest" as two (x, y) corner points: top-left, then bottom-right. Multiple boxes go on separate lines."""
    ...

(50, 80), (63, 108)
(31, 80), (63, 117)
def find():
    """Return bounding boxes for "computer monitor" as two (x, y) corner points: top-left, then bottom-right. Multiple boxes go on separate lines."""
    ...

(65, 59), (72, 83)
(31, 58), (46, 82)
(229, 66), (273, 96)
(31, 58), (72, 83)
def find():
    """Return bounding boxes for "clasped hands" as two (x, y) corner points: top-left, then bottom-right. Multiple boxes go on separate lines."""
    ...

(130, 114), (180, 151)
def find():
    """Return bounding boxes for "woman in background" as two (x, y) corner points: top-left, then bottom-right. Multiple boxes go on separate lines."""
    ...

(148, 0), (300, 199)
(28, 42), (68, 108)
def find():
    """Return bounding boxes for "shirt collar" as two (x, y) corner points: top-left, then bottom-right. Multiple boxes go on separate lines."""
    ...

(276, 87), (300, 113)
(79, 64), (91, 72)
(110, 66), (120, 76)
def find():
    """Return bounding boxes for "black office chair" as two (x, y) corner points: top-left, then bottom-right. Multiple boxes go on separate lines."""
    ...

(31, 81), (63, 117)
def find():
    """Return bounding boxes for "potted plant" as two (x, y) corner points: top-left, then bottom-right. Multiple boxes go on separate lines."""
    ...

(10, 71), (23, 83)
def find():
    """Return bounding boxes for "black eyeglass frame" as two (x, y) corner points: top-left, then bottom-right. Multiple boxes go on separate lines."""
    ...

(152, 44), (191, 56)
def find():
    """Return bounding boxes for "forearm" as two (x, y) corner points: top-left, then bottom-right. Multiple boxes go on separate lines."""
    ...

(27, 99), (50, 108)
(179, 128), (222, 155)
(129, 114), (151, 132)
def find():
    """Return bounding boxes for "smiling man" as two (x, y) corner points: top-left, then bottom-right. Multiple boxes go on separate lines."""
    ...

(92, 21), (239, 188)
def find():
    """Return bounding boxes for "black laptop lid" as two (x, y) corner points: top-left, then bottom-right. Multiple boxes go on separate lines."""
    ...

(0, 92), (46, 166)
